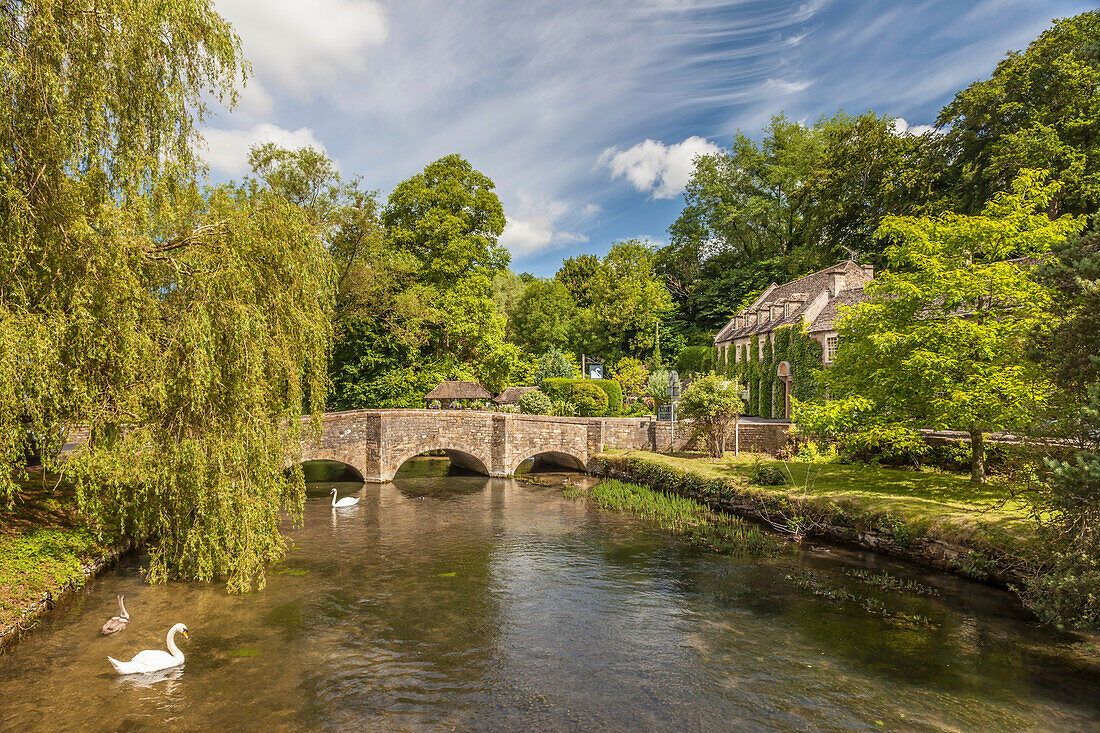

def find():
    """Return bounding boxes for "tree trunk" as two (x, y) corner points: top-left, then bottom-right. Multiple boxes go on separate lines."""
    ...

(969, 427), (986, 485)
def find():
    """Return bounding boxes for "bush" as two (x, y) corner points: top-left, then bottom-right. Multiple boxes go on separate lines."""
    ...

(542, 378), (622, 415)
(571, 382), (608, 416)
(551, 399), (576, 417)
(647, 369), (671, 406)
(613, 356), (649, 396)
(678, 373), (743, 457)
(676, 346), (716, 377)
(532, 347), (576, 386)
(748, 456), (786, 486)
(840, 425), (930, 467)
(517, 390), (552, 415)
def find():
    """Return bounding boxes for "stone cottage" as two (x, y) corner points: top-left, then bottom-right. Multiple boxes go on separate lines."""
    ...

(713, 260), (875, 419)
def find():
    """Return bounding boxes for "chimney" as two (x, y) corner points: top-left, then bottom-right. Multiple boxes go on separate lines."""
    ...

(830, 272), (847, 296)
(861, 264), (874, 280)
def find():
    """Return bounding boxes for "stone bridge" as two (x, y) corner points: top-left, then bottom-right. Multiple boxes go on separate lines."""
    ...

(295, 409), (789, 482)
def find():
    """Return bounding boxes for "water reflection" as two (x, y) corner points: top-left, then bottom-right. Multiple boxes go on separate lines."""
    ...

(0, 460), (1097, 731)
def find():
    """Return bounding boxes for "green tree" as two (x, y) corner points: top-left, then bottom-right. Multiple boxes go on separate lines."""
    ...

(812, 111), (949, 269)
(830, 171), (1086, 484)
(1029, 226), (1100, 397)
(939, 11), (1100, 217)
(575, 240), (673, 361)
(532, 348), (577, 386)
(613, 357), (649, 397)
(382, 154), (509, 286)
(508, 279), (576, 351)
(679, 374), (744, 457)
(0, 0), (336, 591)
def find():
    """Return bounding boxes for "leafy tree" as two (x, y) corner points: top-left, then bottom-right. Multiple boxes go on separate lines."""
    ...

(491, 271), (528, 340)
(555, 254), (601, 308)
(508, 279), (576, 351)
(812, 111), (949, 269)
(575, 240), (672, 361)
(1029, 226), (1100, 396)
(613, 357), (649, 397)
(939, 11), (1100, 217)
(532, 348), (577, 386)
(679, 374), (744, 457)
(1023, 383), (1100, 629)
(830, 171), (1086, 484)
(517, 390), (552, 415)
(0, 0), (337, 591)
(382, 154), (509, 287)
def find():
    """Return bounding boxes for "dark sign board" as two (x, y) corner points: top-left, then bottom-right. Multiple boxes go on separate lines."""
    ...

(657, 404), (674, 422)
(587, 363), (604, 379)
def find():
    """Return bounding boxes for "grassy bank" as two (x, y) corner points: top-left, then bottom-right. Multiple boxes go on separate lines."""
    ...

(596, 450), (1040, 580)
(0, 469), (119, 640)
(568, 478), (784, 556)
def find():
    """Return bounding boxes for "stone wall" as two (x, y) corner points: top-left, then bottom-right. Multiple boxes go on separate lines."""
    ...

(298, 410), (791, 481)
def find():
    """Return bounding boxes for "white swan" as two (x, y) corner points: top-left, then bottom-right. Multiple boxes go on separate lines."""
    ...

(330, 487), (360, 508)
(100, 593), (130, 635)
(108, 623), (188, 675)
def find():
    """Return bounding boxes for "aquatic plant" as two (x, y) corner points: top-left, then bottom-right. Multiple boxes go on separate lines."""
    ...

(574, 479), (783, 557)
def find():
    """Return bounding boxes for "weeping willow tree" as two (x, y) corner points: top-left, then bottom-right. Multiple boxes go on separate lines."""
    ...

(0, 1), (333, 591)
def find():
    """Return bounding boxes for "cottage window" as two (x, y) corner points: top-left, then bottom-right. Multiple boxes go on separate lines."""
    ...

(826, 336), (838, 361)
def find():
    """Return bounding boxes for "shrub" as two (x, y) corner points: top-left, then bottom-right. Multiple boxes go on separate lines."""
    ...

(676, 346), (716, 377)
(551, 399), (576, 417)
(532, 347), (576, 386)
(542, 378), (622, 415)
(748, 456), (786, 486)
(517, 390), (552, 415)
(647, 369), (671, 406)
(840, 425), (929, 467)
(571, 382), (608, 416)
(679, 374), (743, 457)
(613, 356), (649, 396)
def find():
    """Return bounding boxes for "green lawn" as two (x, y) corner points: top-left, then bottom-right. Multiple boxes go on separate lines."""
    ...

(599, 450), (1038, 561)
(0, 469), (116, 636)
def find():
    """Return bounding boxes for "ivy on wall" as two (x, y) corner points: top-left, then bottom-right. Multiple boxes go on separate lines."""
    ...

(712, 323), (824, 417)
(759, 335), (774, 418)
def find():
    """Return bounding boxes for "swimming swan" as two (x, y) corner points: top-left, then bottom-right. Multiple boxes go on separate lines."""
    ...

(108, 623), (188, 675)
(330, 488), (360, 508)
(100, 593), (130, 635)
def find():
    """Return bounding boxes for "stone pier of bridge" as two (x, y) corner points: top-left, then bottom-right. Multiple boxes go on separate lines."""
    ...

(296, 409), (789, 482)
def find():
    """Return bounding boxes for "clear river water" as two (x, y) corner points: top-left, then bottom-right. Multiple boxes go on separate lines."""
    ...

(0, 459), (1098, 731)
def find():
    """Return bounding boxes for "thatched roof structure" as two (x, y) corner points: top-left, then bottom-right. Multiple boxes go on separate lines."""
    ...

(494, 386), (539, 404)
(424, 381), (492, 401)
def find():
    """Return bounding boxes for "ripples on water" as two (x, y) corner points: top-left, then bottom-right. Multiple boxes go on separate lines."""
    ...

(0, 459), (1098, 731)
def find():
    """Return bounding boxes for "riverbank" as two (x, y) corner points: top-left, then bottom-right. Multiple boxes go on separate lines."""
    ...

(593, 450), (1039, 585)
(0, 469), (125, 650)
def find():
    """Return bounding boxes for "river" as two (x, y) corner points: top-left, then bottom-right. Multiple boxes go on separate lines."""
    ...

(0, 459), (1097, 731)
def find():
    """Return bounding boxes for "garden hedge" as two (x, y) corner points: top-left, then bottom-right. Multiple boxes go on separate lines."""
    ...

(542, 378), (623, 415)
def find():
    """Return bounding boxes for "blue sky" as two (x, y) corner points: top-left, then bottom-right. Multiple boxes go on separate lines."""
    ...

(201, 0), (1093, 276)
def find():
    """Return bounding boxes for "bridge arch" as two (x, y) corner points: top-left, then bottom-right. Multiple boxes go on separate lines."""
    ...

(388, 445), (492, 481)
(509, 450), (587, 475)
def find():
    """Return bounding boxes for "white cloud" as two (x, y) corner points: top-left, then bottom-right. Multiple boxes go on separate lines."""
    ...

(764, 78), (813, 94)
(200, 123), (330, 177)
(892, 117), (939, 136)
(214, 0), (388, 96)
(500, 214), (556, 256)
(600, 136), (720, 199)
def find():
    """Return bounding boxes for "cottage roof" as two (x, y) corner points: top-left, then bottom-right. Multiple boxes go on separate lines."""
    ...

(424, 381), (493, 400)
(806, 286), (870, 333)
(494, 386), (539, 404)
(714, 260), (874, 344)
